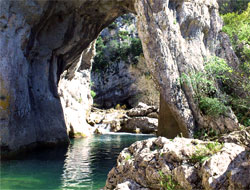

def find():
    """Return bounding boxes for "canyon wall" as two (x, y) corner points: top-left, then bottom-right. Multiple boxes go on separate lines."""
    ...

(0, 0), (239, 156)
(0, 0), (134, 157)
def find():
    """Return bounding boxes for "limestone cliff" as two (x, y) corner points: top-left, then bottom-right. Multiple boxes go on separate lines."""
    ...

(135, 0), (239, 137)
(0, 0), (239, 156)
(0, 0), (134, 157)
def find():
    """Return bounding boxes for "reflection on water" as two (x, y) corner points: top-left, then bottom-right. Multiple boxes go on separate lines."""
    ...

(0, 133), (154, 190)
(61, 138), (92, 189)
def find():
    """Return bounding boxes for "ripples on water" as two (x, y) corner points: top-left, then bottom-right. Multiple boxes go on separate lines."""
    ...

(0, 133), (154, 190)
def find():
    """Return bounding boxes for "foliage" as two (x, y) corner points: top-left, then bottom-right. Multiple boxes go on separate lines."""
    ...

(180, 56), (230, 117)
(125, 154), (132, 161)
(222, 3), (250, 64)
(190, 142), (223, 164)
(194, 128), (218, 140)
(218, 0), (249, 14)
(92, 36), (108, 72)
(199, 97), (228, 117)
(115, 104), (126, 110)
(91, 90), (96, 98)
(78, 97), (82, 103)
(222, 4), (250, 126)
(92, 14), (142, 72)
(158, 171), (181, 190)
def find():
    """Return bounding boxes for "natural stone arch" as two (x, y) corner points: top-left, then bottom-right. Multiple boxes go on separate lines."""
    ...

(0, 0), (239, 157)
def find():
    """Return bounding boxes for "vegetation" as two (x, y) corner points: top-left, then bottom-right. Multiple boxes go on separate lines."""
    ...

(218, 0), (249, 14)
(158, 171), (181, 190)
(194, 128), (218, 140)
(221, 3), (250, 126)
(190, 142), (223, 164)
(92, 14), (159, 107)
(92, 14), (142, 72)
(91, 90), (96, 98)
(180, 56), (231, 117)
(125, 154), (132, 161)
(181, 53), (250, 126)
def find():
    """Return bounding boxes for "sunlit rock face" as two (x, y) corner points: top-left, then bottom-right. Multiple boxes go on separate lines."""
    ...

(0, 0), (239, 155)
(135, 0), (239, 137)
(58, 41), (95, 138)
(105, 135), (249, 190)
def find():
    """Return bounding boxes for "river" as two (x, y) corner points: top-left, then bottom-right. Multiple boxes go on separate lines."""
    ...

(0, 133), (154, 190)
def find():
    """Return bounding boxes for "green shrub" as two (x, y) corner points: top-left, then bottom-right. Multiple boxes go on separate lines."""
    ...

(194, 128), (218, 140)
(199, 97), (228, 117)
(222, 3), (250, 64)
(190, 142), (223, 164)
(125, 154), (132, 161)
(92, 14), (143, 72)
(158, 171), (181, 190)
(180, 56), (230, 117)
(221, 4), (250, 126)
(218, 0), (249, 14)
(91, 90), (96, 98)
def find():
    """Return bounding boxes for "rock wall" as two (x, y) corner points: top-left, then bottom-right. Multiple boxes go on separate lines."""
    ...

(58, 41), (95, 138)
(0, 0), (134, 156)
(0, 0), (240, 156)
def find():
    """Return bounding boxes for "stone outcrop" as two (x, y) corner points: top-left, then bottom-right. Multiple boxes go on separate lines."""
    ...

(87, 103), (158, 134)
(58, 70), (93, 138)
(219, 126), (250, 150)
(105, 135), (250, 190)
(0, 0), (240, 156)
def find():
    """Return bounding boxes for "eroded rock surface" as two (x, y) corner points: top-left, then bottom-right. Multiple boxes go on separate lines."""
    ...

(0, 0), (134, 156)
(0, 0), (240, 156)
(105, 136), (249, 190)
(135, 0), (239, 138)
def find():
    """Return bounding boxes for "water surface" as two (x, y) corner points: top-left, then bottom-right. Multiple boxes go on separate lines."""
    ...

(0, 133), (154, 190)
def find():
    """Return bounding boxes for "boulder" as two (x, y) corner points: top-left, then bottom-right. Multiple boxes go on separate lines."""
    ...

(105, 135), (249, 190)
(127, 102), (158, 117)
(219, 127), (250, 150)
(121, 117), (158, 134)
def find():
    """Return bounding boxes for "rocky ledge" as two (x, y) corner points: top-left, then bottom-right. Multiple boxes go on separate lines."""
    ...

(87, 103), (158, 134)
(105, 128), (250, 190)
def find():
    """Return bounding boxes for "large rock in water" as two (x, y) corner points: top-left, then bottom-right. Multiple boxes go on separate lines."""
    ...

(0, 0), (239, 156)
(105, 135), (250, 190)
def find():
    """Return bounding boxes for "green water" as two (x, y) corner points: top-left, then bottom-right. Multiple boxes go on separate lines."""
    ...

(0, 133), (154, 190)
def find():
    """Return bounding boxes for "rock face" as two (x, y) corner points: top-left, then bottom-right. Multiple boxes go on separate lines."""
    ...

(0, 0), (239, 155)
(135, 0), (239, 138)
(105, 136), (250, 190)
(58, 41), (95, 138)
(0, 0), (134, 156)
(58, 70), (93, 138)
(92, 61), (137, 108)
